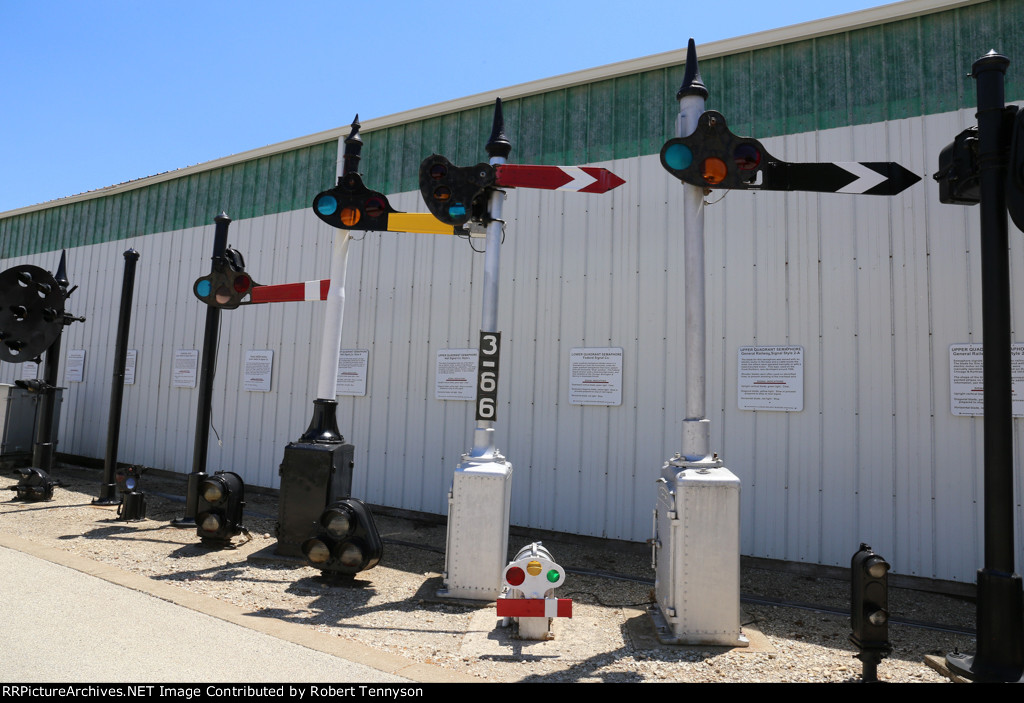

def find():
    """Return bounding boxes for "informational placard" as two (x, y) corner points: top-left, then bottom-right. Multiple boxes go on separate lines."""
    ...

(173, 349), (199, 388)
(738, 346), (804, 411)
(66, 349), (86, 383)
(244, 350), (274, 392)
(22, 361), (38, 379)
(949, 343), (1024, 417)
(435, 349), (478, 400)
(336, 349), (368, 396)
(124, 349), (137, 385)
(569, 347), (623, 406)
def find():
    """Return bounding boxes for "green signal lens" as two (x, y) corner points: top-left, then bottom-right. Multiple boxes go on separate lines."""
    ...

(664, 143), (693, 171)
(546, 569), (560, 583)
(317, 195), (338, 216)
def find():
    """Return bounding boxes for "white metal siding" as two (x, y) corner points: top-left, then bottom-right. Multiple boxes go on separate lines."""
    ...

(3, 107), (1021, 583)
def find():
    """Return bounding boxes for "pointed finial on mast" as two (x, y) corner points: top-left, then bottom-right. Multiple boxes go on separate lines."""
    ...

(55, 250), (69, 290)
(486, 98), (512, 159)
(343, 114), (363, 176)
(677, 38), (708, 100)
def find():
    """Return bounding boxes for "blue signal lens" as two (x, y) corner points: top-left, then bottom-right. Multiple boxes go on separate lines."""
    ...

(664, 143), (693, 171)
(317, 195), (338, 216)
(196, 279), (212, 298)
(125, 477), (137, 490)
(448, 204), (466, 218)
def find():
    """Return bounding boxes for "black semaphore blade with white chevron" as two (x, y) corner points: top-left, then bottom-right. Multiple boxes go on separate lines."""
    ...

(661, 109), (922, 196)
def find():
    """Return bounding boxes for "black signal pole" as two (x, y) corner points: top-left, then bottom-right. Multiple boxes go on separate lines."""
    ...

(945, 51), (1024, 683)
(173, 212), (231, 527)
(94, 249), (140, 505)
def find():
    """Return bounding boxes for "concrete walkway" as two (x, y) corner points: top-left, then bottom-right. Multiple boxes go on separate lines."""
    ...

(0, 537), (473, 683)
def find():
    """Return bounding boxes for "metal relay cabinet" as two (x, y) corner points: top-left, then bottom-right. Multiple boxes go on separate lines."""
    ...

(652, 463), (747, 646)
(0, 383), (63, 463)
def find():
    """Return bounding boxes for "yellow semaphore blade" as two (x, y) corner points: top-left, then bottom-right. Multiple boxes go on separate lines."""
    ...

(387, 212), (456, 235)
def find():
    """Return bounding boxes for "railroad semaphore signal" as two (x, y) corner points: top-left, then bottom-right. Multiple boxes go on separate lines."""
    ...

(423, 98), (625, 601)
(661, 110), (921, 196)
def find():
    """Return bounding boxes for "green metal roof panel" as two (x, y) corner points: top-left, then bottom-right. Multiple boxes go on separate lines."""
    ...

(3, 0), (1023, 259)
(0, 141), (337, 259)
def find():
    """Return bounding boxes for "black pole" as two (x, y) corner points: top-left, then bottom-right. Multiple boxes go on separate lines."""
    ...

(94, 249), (140, 505)
(31, 328), (62, 474)
(946, 50), (1024, 683)
(173, 212), (230, 527)
(31, 250), (74, 474)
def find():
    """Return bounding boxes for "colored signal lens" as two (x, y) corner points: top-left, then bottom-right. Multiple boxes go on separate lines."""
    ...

(317, 195), (338, 216)
(866, 558), (889, 579)
(447, 204), (466, 218)
(323, 510), (353, 539)
(429, 163), (447, 180)
(200, 480), (224, 504)
(546, 569), (560, 583)
(364, 196), (386, 218)
(196, 279), (211, 298)
(305, 539), (331, 564)
(734, 144), (761, 171)
(526, 560), (542, 577)
(664, 143), (693, 171)
(433, 186), (451, 201)
(233, 274), (251, 294)
(125, 477), (137, 491)
(339, 543), (364, 569)
(340, 207), (361, 227)
(200, 513), (221, 533)
(215, 285), (232, 306)
(505, 567), (525, 586)
(701, 157), (728, 184)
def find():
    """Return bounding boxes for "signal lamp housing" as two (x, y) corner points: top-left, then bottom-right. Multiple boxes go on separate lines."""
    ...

(8, 467), (57, 501)
(301, 498), (383, 578)
(195, 471), (246, 546)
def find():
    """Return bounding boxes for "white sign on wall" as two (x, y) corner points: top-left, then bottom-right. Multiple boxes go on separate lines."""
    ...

(124, 349), (138, 385)
(569, 347), (623, 406)
(244, 350), (273, 392)
(22, 361), (38, 379)
(66, 349), (86, 383)
(949, 343), (1024, 417)
(435, 349), (478, 400)
(173, 349), (199, 388)
(336, 349), (369, 397)
(738, 345), (804, 411)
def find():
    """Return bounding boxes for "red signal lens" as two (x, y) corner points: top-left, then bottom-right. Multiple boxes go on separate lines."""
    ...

(233, 274), (251, 293)
(429, 163), (447, 180)
(364, 196), (386, 218)
(733, 144), (761, 171)
(505, 566), (525, 586)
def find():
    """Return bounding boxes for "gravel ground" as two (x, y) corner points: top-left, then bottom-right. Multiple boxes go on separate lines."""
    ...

(1, 463), (976, 683)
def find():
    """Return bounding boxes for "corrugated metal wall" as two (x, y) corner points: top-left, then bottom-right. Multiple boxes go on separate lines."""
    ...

(2, 0), (1023, 582)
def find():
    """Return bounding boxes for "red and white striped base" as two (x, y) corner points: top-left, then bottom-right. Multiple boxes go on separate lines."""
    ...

(496, 598), (573, 618)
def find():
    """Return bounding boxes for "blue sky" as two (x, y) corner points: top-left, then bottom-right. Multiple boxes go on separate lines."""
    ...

(0, 0), (892, 213)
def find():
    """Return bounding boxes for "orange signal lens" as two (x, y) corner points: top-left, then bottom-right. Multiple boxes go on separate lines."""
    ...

(340, 207), (361, 227)
(701, 157), (728, 185)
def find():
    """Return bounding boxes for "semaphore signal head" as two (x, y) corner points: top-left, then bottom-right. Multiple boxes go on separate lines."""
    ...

(193, 246), (256, 309)
(418, 154), (495, 227)
(312, 172), (398, 232)
(661, 110), (771, 190)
